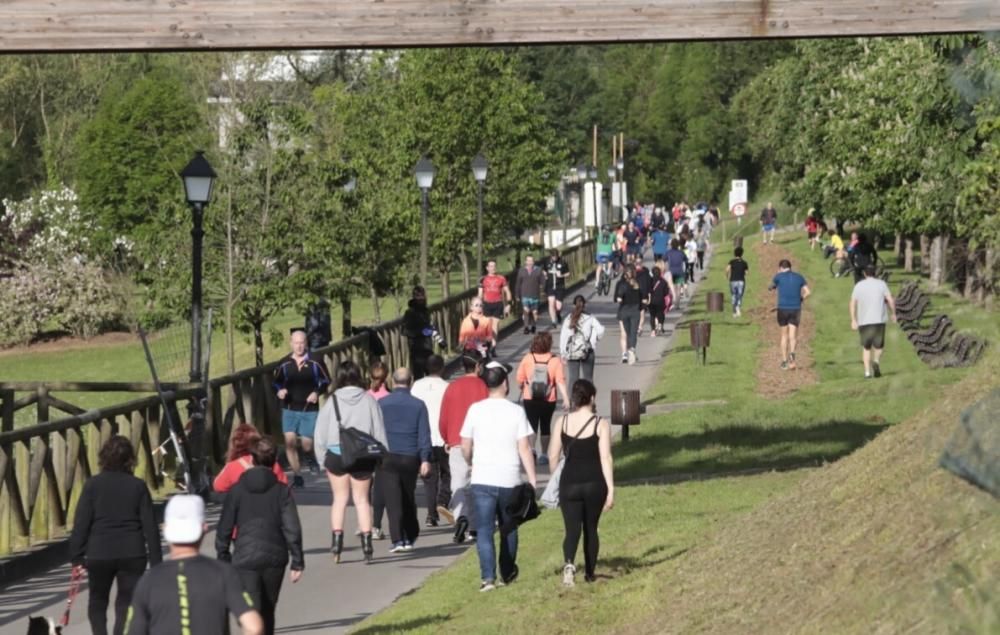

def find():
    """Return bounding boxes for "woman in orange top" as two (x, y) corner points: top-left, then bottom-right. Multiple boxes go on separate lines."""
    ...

(458, 298), (496, 357)
(515, 331), (571, 464)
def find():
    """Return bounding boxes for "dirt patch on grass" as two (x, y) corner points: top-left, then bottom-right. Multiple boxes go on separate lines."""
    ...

(750, 240), (819, 398)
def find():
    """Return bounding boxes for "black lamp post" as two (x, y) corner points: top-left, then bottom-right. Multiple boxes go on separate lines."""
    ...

(471, 154), (488, 275)
(180, 151), (216, 383)
(414, 156), (436, 286)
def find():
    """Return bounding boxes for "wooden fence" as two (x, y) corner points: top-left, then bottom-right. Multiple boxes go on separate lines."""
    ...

(0, 239), (594, 555)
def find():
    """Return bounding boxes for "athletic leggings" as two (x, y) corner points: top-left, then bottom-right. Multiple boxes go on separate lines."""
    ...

(86, 557), (147, 635)
(237, 566), (285, 635)
(697, 250), (705, 270)
(560, 480), (608, 578)
(523, 399), (556, 437)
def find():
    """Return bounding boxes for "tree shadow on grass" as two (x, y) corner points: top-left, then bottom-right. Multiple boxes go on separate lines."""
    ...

(351, 614), (450, 635)
(616, 419), (890, 481)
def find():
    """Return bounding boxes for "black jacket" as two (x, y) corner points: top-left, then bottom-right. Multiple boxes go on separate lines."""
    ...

(216, 467), (304, 571)
(402, 299), (433, 352)
(69, 471), (162, 566)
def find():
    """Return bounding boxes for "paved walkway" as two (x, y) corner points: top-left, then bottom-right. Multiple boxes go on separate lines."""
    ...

(0, 258), (711, 634)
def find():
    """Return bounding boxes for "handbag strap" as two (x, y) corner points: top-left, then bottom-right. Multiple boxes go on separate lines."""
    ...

(332, 394), (343, 427)
(562, 414), (598, 457)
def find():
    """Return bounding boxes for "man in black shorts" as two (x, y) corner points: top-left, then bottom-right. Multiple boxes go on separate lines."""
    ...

(544, 248), (570, 326)
(125, 495), (264, 635)
(478, 260), (512, 338)
(768, 259), (810, 370)
(850, 266), (897, 378)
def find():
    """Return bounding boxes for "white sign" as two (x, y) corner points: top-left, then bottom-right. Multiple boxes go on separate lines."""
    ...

(731, 179), (748, 201)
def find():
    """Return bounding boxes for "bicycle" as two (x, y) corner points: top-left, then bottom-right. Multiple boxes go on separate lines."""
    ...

(597, 260), (613, 296)
(829, 254), (885, 279)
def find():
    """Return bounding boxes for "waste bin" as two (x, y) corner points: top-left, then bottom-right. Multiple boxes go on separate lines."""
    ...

(689, 321), (711, 365)
(611, 389), (641, 441)
(733, 235), (744, 250)
(706, 291), (724, 313)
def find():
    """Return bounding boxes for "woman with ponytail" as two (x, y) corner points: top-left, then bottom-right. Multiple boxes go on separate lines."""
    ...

(559, 295), (605, 388)
(614, 266), (644, 365)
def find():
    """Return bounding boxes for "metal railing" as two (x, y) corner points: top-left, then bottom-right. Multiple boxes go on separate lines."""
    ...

(0, 239), (595, 555)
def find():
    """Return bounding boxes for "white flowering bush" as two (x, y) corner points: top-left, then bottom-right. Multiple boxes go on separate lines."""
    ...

(1, 187), (97, 264)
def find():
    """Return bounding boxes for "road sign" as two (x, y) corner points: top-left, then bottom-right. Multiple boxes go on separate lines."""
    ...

(731, 202), (747, 217)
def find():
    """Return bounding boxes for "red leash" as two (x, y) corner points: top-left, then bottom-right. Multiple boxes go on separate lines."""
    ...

(60, 567), (83, 627)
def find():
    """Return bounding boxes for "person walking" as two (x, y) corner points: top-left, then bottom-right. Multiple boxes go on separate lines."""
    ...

(805, 210), (820, 250)
(216, 438), (304, 635)
(461, 361), (538, 592)
(377, 368), (433, 553)
(614, 267), (644, 365)
(401, 285), (436, 380)
(849, 233), (878, 284)
(459, 298), (496, 358)
(648, 267), (670, 336)
(438, 351), (489, 543)
(124, 495), (263, 635)
(273, 329), (330, 489)
(665, 238), (688, 298)
(213, 423), (288, 495)
(850, 266), (898, 379)
(547, 379), (614, 587)
(683, 232), (698, 283)
(760, 202), (778, 244)
(70, 436), (162, 635)
(515, 255), (546, 335)
(478, 259), (512, 337)
(368, 360), (391, 539)
(559, 295), (605, 387)
(725, 247), (750, 318)
(368, 361), (390, 401)
(411, 354), (451, 527)
(314, 360), (388, 564)
(516, 332), (571, 465)
(544, 248), (571, 326)
(768, 259), (811, 370)
(695, 219), (708, 271)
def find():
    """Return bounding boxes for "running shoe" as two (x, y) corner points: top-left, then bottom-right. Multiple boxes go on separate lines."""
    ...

(523, 326), (530, 335)
(425, 517), (438, 527)
(453, 516), (469, 544)
(389, 542), (407, 553)
(562, 563), (576, 587)
(437, 506), (455, 525)
(372, 527), (385, 540)
(627, 349), (637, 365)
(872, 361), (881, 378)
(291, 474), (305, 489)
(536, 454), (549, 466)
(621, 352), (628, 364)
(780, 360), (789, 370)
(402, 541), (414, 551)
(501, 565), (519, 585)
(480, 580), (496, 593)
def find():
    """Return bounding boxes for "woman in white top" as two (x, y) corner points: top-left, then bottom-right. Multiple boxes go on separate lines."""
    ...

(559, 295), (605, 389)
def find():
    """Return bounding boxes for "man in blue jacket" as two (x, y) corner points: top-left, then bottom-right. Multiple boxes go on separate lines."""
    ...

(378, 368), (432, 553)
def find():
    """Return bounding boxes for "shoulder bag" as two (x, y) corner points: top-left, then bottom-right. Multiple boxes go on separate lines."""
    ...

(332, 396), (388, 471)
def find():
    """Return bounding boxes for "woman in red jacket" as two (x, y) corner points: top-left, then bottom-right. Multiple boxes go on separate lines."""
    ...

(214, 423), (288, 494)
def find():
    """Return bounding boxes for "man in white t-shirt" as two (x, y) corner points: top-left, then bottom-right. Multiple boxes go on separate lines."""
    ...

(411, 354), (451, 527)
(850, 266), (897, 379)
(460, 361), (537, 593)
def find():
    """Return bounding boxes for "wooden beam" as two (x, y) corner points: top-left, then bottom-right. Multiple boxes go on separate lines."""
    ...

(0, 1), (996, 53)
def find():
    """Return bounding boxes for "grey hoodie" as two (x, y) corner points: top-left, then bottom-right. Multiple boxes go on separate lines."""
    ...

(314, 386), (388, 462)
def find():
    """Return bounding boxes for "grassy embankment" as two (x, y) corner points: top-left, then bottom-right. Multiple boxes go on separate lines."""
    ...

(351, 221), (998, 634)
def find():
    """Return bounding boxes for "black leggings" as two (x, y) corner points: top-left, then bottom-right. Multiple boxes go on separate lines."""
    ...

(697, 250), (705, 270)
(523, 399), (556, 437)
(237, 566), (285, 635)
(560, 480), (607, 578)
(86, 557), (147, 635)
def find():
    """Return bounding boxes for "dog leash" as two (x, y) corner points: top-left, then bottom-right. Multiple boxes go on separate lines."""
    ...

(61, 567), (83, 627)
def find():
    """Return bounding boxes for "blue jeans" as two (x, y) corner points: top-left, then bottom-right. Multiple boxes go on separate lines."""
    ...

(471, 484), (518, 582)
(730, 281), (745, 311)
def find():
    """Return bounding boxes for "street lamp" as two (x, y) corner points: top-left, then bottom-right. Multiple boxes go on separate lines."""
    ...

(180, 150), (216, 383)
(576, 164), (587, 181)
(471, 154), (488, 276)
(414, 156), (435, 286)
(587, 165), (598, 180)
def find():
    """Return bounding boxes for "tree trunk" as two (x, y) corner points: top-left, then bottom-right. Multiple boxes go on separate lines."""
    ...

(459, 251), (471, 289)
(253, 318), (265, 367)
(225, 186), (237, 374)
(340, 296), (352, 339)
(370, 286), (382, 323)
(963, 245), (978, 299)
(904, 237), (914, 273)
(440, 269), (451, 299)
(981, 248), (995, 307)
(919, 234), (931, 275)
(894, 233), (903, 266)
(929, 235), (949, 290)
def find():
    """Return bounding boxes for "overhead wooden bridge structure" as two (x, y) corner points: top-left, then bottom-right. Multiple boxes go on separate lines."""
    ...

(0, 0), (998, 53)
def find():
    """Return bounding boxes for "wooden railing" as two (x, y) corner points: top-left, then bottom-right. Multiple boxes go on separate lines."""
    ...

(0, 238), (595, 555)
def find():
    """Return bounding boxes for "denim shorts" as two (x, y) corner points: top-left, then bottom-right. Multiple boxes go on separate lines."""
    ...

(281, 409), (318, 438)
(763, 223), (775, 232)
(521, 297), (540, 310)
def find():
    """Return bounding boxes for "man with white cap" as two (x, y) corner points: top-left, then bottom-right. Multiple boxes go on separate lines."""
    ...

(125, 495), (264, 635)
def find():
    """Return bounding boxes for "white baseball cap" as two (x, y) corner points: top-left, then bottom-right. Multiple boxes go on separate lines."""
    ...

(163, 495), (205, 544)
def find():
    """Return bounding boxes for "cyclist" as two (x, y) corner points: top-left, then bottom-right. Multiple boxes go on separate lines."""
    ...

(595, 226), (616, 292)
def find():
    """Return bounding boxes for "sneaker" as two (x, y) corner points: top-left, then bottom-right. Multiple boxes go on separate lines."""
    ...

(523, 326), (530, 335)
(453, 516), (469, 544)
(402, 541), (414, 551)
(872, 361), (881, 378)
(562, 563), (576, 587)
(621, 352), (628, 364)
(780, 360), (789, 370)
(627, 349), (636, 365)
(437, 506), (455, 525)
(501, 565), (519, 585)
(530, 325), (537, 334)
(425, 517), (439, 527)
(864, 372), (872, 379)
(291, 474), (305, 489)
(536, 454), (549, 466)
(372, 527), (385, 540)
(389, 542), (407, 553)
(480, 580), (496, 593)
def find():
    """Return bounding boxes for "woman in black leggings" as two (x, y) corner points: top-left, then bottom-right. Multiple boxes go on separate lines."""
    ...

(547, 379), (615, 586)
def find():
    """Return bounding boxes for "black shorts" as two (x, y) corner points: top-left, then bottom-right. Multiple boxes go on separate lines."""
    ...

(324, 450), (376, 480)
(483, 301), (504, 319)
(807, 231), (817, 239)
(859, 323), (886, 350)
(546, 287), (565, 301)
(776, 309), (801, 327)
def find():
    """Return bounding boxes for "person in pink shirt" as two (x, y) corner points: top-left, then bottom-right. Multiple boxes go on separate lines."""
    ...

(368, 361), (390, 401)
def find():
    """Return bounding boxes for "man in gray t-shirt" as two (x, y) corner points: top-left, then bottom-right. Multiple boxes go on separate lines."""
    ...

(849, 266), (897, 379)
